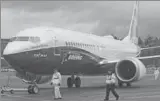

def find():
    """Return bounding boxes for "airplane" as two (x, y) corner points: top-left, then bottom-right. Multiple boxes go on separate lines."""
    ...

(2, 1), (160, 94)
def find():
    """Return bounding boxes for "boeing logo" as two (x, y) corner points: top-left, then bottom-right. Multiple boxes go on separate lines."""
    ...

(68, 54), (83, 60)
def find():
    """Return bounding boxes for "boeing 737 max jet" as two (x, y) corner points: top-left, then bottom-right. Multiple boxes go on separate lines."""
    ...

(2, 1), (160, 94)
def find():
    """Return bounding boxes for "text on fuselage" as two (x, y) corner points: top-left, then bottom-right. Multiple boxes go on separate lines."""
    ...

(34, 53), (47, 58)
(68, 54), (83, 60)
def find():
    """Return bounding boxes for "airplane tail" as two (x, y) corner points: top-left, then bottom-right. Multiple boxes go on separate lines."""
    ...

(123, 1), (139, 45)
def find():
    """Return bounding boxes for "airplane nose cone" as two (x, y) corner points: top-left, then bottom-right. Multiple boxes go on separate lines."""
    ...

(3, 42), (27, 55)
(3, 42), (32, 67)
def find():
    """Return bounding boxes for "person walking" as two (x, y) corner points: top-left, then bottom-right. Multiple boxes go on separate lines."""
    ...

(51, 68), (62, 100)
(104, 70), (119, 101)
(154, 67), (159, 80)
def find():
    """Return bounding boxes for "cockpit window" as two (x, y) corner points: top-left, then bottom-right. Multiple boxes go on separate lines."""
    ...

(19, 37), (30, 41)
(9, 36), (40, 43)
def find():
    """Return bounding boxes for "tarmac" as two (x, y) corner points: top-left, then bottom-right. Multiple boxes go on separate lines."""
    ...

(0, 72), (160, 101)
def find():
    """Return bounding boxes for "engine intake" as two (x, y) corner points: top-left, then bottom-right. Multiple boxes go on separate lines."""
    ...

(115, 57), (146, 83)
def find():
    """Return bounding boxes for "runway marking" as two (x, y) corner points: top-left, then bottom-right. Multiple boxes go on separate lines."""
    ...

(80, 91), (160, 97)
(101, 94), (160, 101)
(122, 91), (160, 95)
(79, 91), (160, 101)
(1, 91), (160, 101)
(125, 94), (160, 99)
(1, 94), (52, 101)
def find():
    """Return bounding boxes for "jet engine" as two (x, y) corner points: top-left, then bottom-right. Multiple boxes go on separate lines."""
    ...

(115, 57), (146, 83)
(16, 71), (52, 84)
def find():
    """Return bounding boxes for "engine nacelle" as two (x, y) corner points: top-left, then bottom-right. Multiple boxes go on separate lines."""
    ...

(16, 71), (52, 84)
(115, 57), (146, 83)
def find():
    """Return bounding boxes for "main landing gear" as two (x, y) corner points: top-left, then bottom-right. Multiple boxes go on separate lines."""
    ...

(118, 81), (131, 87)
(67, 75), (81, 88)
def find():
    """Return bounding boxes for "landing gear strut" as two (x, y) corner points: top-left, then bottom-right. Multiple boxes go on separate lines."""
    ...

(67, 75), (81, 88)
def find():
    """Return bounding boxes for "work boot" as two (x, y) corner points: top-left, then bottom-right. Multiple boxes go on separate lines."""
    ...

(104, 98), (109, 101)
(116, 96), (119, 100)
(54, 98), (59, 100)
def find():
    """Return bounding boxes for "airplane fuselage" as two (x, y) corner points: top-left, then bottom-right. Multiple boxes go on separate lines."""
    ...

(3, 27), (139, 75)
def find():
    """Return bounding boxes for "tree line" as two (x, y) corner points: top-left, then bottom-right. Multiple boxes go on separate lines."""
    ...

(138, 36), (160, 57)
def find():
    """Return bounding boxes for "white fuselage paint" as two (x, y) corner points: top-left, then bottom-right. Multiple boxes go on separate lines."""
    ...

(3, 27), (139, 62)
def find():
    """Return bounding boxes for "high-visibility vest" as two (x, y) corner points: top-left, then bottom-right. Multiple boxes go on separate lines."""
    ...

(154, 70), (159, 75)
(51, 72), (62, 85)
(106, 74), (116, 84)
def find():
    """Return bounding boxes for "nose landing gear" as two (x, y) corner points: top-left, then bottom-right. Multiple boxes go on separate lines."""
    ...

(28, 85), (39, 94)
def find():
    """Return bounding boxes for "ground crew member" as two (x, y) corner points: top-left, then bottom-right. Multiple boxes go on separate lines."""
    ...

(154, 67), (159, 80)
(104, 70), (119, 101)
(51, 69), (62, 100)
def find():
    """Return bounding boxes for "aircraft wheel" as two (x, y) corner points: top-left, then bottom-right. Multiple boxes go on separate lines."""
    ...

(67, 77), (73, 88)
(28, 85), (33, 94)
(126, 83), (131, 87)
(1, 90), (4, 94)
(118, 82), (123, 87)
(31, 85), (39, 94)
(75, 77), (81, 88)
(10, 90), (14, 94)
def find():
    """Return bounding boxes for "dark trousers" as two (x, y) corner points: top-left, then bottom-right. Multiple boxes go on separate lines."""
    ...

(105, 84), (119, 100)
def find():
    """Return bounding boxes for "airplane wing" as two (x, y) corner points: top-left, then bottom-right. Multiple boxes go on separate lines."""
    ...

(98, 45), (160, 65)
(98, 55), (160, 66)
(138, 55), (160, 60)
(140, 46), (160, 50)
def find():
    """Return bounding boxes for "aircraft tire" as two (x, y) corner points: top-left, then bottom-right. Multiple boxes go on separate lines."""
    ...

(10, 90), (14, 94)
(126, 83), (131, 87)
(1, 90), (4, 94)
(118, 82), (123, 87)
(31, 85), (39, 94)
(67, 77), (73, 88)
(28, 85), (33, 94)
(75, 77), (81, 88)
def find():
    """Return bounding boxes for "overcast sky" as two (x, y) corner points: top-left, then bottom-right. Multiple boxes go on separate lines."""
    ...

(1, 1), (160, 39)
